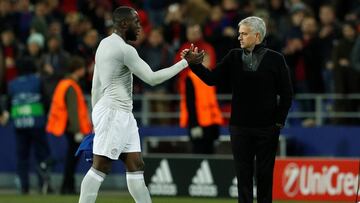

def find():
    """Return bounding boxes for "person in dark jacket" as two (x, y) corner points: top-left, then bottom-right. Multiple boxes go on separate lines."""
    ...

(7, 57), (52, 194)
(183, 16), (293, 203)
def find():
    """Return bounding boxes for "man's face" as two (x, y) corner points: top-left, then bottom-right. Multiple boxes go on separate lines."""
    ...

(238, 25), (259, 50)
(186, 25), (202, 43)
(125, 11), (141, 41)
(319, 6), (335, 25)
(48, 38), (60, 51)
(301, 17), (317, 35)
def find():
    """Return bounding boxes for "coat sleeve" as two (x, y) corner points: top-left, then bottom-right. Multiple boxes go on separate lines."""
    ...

(275, 55), (294, 125)
(189, 50), (233, 86)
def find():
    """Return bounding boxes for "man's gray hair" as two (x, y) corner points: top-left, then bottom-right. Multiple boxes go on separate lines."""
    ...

(238, 16), (266, 42)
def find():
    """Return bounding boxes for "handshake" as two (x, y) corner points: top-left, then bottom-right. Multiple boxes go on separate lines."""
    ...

(181, 44), (205, 65)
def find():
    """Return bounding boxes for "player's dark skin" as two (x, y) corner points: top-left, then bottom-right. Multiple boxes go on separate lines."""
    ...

(92, 8), (204, 174)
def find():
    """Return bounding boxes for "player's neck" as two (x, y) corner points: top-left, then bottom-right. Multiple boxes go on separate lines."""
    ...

(113, 29), (126, 40)
(68, 74), (79, 82)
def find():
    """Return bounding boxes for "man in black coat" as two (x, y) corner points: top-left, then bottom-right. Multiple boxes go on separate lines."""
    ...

(183, 16), (293, 203)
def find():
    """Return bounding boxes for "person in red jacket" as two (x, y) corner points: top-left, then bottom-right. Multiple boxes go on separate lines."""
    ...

(176, 24), (223, 154)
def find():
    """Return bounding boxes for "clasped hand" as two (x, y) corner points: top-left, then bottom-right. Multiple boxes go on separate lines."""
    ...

(181, 44), (205, 65)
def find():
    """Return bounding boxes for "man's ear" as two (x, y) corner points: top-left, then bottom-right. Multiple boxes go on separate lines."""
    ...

(256, 32), (261, 43)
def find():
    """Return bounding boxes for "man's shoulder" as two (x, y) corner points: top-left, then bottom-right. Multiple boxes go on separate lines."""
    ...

(229, 48), (243, 53)
(98, 35), (133, 56)
(265, 48), (284, 58)
(226, 48), (243, 57)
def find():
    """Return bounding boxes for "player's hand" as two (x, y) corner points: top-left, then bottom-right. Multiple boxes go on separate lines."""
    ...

(180, 49), (189, 59)
(190, 126), (203, 139)
(183, 44), (205, 65)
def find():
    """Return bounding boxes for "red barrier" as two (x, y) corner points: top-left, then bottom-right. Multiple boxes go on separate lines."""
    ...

(273, 158), (360, 201)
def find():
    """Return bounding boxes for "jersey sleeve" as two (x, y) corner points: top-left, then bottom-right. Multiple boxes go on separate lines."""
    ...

(123, 45), (188, 86)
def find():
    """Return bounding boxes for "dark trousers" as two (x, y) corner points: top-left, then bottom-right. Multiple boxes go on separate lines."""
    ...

(61, 132), (80, 194)
(15, 128), (50, 194)
(230, 126), (280, 203)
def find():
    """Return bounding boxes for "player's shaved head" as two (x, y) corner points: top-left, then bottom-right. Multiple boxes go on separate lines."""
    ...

(112, 6), (137, 27)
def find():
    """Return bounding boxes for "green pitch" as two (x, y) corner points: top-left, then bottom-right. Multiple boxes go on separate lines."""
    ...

(0, 194), (351, 203)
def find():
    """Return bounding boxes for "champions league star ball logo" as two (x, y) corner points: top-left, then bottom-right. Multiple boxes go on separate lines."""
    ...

(282, 163), (300, 197)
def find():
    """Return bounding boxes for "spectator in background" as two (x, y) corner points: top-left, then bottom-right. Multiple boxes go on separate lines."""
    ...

(138, 27), (175, 125)
(76, 29), (99, 93)
(46, 56), (92, 194)
(46, 0), (65, 23)
(58, 0), (78, 14)
(332, 21), (358, 125)
(163, 3), (187, 51)
(283, 16), (324, 127)
(14, 0), (33, 43)
(47, 20), (63, 37)
(42, 35), (70, 111)
(31, 1), (49, 38)
(0, 28), (22, 94)
(176, 24), (223, 154)
(0, 0), (18, 33)
(177, 24), (217, 78)
(263, 18), (283, 52)
(7, 57), (52, 194)
(0, 48), (4, 94)
(350, 33), (360, 123)
(267, 0), (288, 41)
(318, 4), (342, 93)
(351, 32), (360, 77)
(24, 32), (45, 70)
(221, 0), (241, 28)
(204, 4), (236, 61)
(143, 0), (172, 26)
(204, 4), (237, 95)
(179, 53), (223, 154)
(299, 16), (325, 94)
(183, 0), (211, 25)
(285, 2), (308, 40)
(83, 1), (109, 37)
(63, 12), (84, 53)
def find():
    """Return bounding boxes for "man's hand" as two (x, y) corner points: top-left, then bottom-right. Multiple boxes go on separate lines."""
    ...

(275, 123), (284, 130)
(74, 132), (84, 143)
(0, 111), (9, 126)
(182, 44), (205, 65)
(190, 126), (203, 139)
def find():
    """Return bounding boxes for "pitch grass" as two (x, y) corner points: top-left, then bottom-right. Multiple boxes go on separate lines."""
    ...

(0, 194), (352, 203)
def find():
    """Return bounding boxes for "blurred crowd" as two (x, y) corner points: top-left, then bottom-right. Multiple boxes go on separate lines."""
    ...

(1, 0), (360, 125)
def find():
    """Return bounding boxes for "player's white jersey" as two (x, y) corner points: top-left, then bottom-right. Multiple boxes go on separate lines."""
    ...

(91, 33), (188, 112)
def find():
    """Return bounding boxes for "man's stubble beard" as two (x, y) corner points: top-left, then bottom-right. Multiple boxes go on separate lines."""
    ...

(125, 28), (137, 41)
